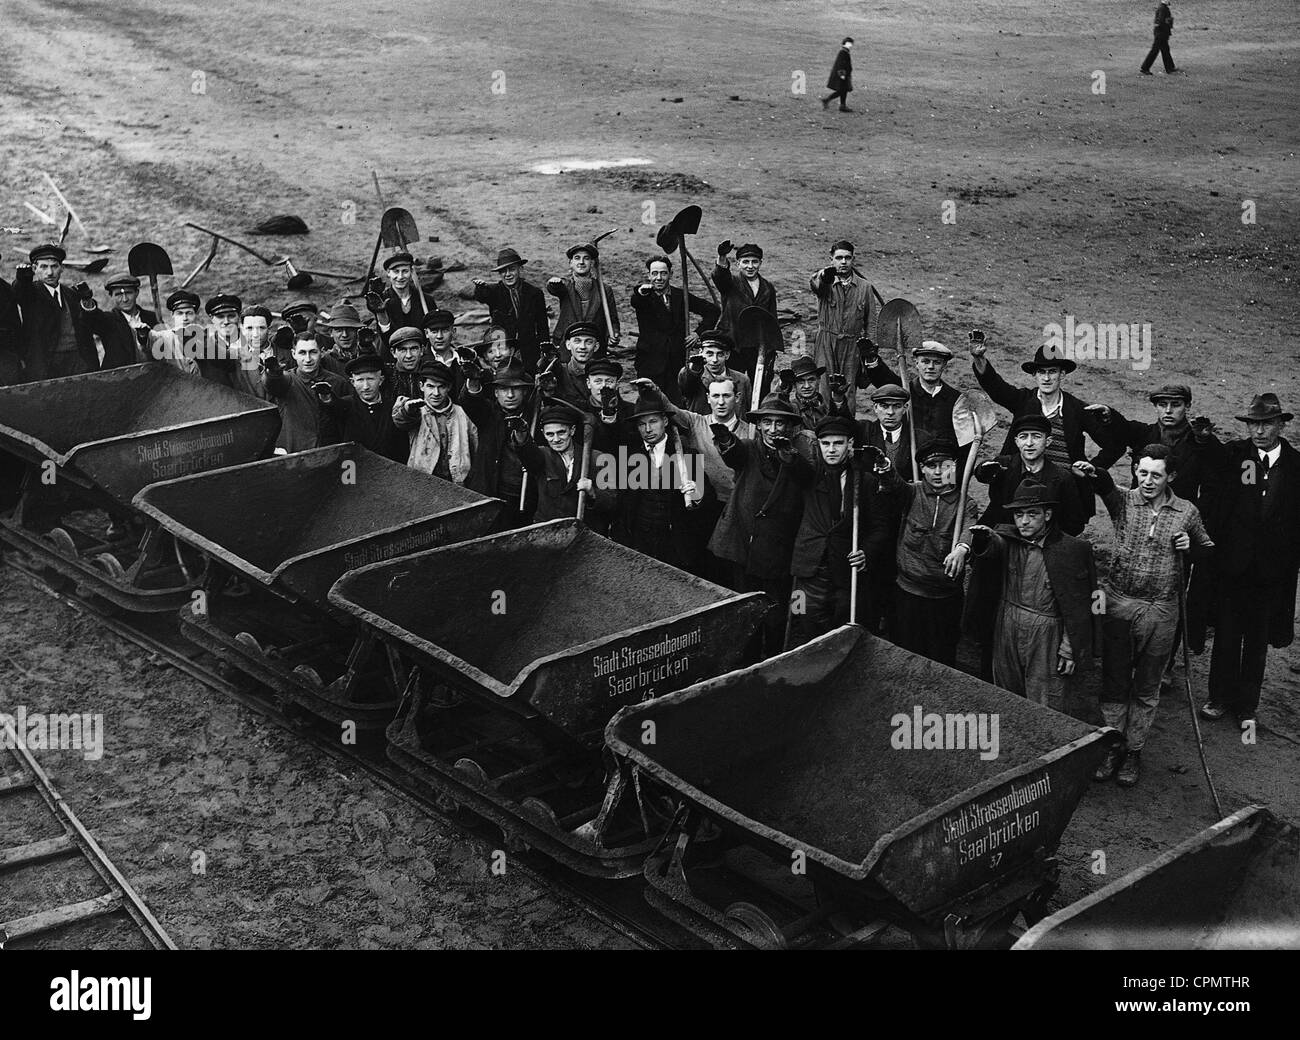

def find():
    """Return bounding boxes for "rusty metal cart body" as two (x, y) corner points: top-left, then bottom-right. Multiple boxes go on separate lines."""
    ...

(328, 519), (769, 876)
(0, 364), (280, 610)
(133, 443), (500, 728)
(1014, 805), (1299, 950)
(606, 624), (1121, 948)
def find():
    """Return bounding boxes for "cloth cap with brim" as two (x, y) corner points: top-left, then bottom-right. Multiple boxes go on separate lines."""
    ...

(562, 320), (605, 344)
(870, 383), (910, 403)
(491, 360), (534, 388)
(788, 356), (826, 379)
(105, 275), (141, 292)
(422, 309), (455, 330)
(346, 354), (385, 376)
(28, 243), (66, 263)
(699, 330), (736, 352)
(917, 437), (959, 464)
(748, 394), (801, 421)
(1010, 413), (1052, 437)
(1022, 345), (1077, 374)
(1236, 393), (1293, 423)
(493, 248), (527, 271)
(382, 251), (415, 270)
(205, 293), (242, 316)
(417, 360), (453, 386)
(735, 243), (763, 260)
(166, 290), (200, 311)
(585, 358), (622, 379)
(1004, 479), (1058, 510)
(325, 304), (363, 329)
(389, 327), (424, 349)
(282, 300), (319, 317)
(814, 415), (857, 439)
(913, 340), (953, 360)
(539, 401), (585, 427)
(1148, 383), (1192, 404)
(627, 389), (671, 421)
(566, 243), (598, 260)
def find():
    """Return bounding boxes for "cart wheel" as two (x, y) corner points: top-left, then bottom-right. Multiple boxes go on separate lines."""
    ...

(47, 527), (77, 557)
(292, 664), (324, 688)
(453, 757), (492, 787)
(723, 902), (788, 950)
(521, 797), (560, 829)
(92, 552), (126, 582)
(234, 631), (265, 656)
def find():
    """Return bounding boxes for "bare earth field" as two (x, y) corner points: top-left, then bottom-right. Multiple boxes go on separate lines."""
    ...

(1, 0), (1299, 948)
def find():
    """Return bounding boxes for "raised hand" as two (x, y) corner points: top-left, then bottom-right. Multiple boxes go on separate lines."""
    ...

(716, 239), (733, 258)
(1071, 460), (1097, 479)
(1083, 403), (1112, 424)
(856, 337), (878, 364)
(364, 292), (385, 315)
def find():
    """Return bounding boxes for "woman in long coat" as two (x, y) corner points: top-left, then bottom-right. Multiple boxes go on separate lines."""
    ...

(821, 38), (854, 111)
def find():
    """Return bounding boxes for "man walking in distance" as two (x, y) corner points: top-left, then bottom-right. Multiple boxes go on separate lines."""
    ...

(820, 37), (854, 111)
(712, 241), (777, 374)
(548, 243), (620, 351)
(631, 255), (718, 404)
(460, 247), (550, 370)
(1077, 446), (1213, 787)
(1140, 2), (1177, 76)
(809, 242), (876, 403)
(1202, 394), (1300, 729)
(965, 480), (1099, 715)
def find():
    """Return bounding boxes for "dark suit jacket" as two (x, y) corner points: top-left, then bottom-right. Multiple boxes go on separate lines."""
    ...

(1091, 411), (1224, 509)
(860, 359), (970, 470)
(459, 389), (535, 511)
(709, 434), (804, 579)
(1203, 438), (1300, 647)
(323, 386), (408, 463)
(976, 457), (1087, 536)
(12, 272), (99, 380)
(465, 279), (550, 368)
(0, 277), (22, 384)
(788, 443), (890, 587)
(86, 305), (158, 369)
(378, 288), (436, 349)
(712, 264), (777, 363)
(629, 285), (718, 380)
(964, 525), (1100, 668)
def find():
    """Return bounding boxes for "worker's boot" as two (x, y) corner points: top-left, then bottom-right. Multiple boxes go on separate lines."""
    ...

(1117, 750), (1142, 788)
(1093, 745), (1124, 782)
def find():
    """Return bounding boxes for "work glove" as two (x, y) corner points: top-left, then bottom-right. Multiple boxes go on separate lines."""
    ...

(716, 240), (733, 258)
(828, 373), (848, 396)
(856, 337), (878, 364)
(599, 386), (620, 418)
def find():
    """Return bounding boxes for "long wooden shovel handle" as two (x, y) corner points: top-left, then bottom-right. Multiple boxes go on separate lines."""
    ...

(850, 461), (862, 625)
(752, 352), (766, 412)
(594, 262), (616, 345)
(576, 420), (594, 522)
(672, 439), (698, 510)
(952, 417), (982, 552)
(148, 274), (164, 327)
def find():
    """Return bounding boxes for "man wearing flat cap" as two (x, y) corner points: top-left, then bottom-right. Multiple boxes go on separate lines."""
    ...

(12, 243), (99, 380)
(859, 338), (971, 471)
(148, 288), (203, 376)
(316, 353), (408, 462)
(194, 292), (243, 387)
(460, 356), (537, 528)
(421, 308), (460, 368)
(395, 359), (477, 484)
(786, 414), (893, 648)
(965, 480), (1099, 713)
(808, 240), (877, 402)
(678, 329), (751, 418)
(547, 243), (620, 350)
(712, 241), (777, 372)
(632, 255), (719, 404)
(852, 383), (913, 633)
(549, 321), (607, 410)
(973, 413), (1087, 536)
(515, 399), (615, 525)
(82, 274), (157, 369)
(366, 252), (436, 345)
(1202, 394), (1300, 729)
(460, 247), (550, 370)
(279, 300), (333, 354)
(385, 325), (429, 402)
(709, 394), (808, 654)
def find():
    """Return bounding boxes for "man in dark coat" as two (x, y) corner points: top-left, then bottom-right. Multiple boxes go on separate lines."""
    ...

(548, 243), (620, 350)
(820, 37), (854, 111)
(859, 339), (970, 471)
(83, 274), (156, 369)
(630, 255), (718, 404)
(1140, 2), (1177, 75)
(515, 400), (616, 527)
(460, 247), (551, 370)
(712, 242), (777, 371)
(965, 481), (1100, 715)
(366, 252), (436, 348)
(459, 356), (537, 529)
(318, 353), (408, 462)
(709, 395), (806, 656)
(1201, 394), (1300, 728)
(973, 415), (1088, 536)
(263, 333), (352, 453)
(13, 243), (99, 380)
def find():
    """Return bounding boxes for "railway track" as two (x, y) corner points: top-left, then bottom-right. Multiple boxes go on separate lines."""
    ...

(3, 556), (702, 951)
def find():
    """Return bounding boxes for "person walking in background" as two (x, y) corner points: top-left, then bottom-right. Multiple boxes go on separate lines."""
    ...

(820, 37), (854, 112)
(1140, 2), (1177, 76)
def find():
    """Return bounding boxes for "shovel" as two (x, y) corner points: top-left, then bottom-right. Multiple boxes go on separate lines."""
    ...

(128, 242), (173, 323)
(876, 298), (923, 483)
(591, 227), (619, 345)
(849, 446), (865, 625)
(737, 306), (782, 410)
(657, 206), (705, 355)
(950, 390), (997, 552)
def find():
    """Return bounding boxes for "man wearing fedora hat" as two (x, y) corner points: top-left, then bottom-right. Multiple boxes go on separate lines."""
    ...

(81, 274), (157, 369)
(317, 302), (366, 378)
(460, 356), (537, 527)
(316, 353), (408, 462)
(965, 480), (1099, 713)
(1202, 393), (1300, 727)
(1079, 444), (1214, 786)
(712, 242), (777, 368)
(602, 386), (706, 571)
(786, 414), (893, 648)
(679, 329), (751, 418)
(780, 355), (848, 432)
(395, 360), (477, 484)
(970, 336), (1111, 519)
(12, 243), (99, 380)
(709, 394), (807, 653)
(632, 255), (719, 404)
(548, 243), (620, 350)
(366, 252), (436, 345)
(460, 247), (550, 370)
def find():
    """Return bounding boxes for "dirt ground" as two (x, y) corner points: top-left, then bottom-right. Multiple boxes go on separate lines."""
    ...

(1, 0), (1298, 947)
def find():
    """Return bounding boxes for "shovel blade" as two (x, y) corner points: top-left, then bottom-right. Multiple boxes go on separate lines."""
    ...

(876, 298), (922, 361)
(668, 204), (702, 236)
(951, 389), (998, 447)
(381, 207), (419, 248)
(735, 306), (783, 368)
(128, 242), (173, 277)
